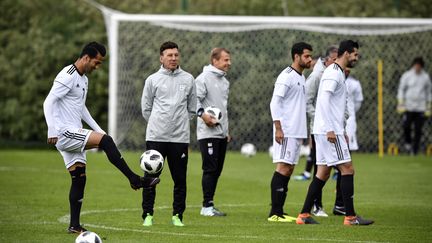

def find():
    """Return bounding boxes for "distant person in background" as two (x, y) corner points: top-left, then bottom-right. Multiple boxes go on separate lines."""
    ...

(268, 42), (313, 222)
(43, 42), (159, 234)
(397, 57), (431, 155)
(196, 48), (232, 217)
(141, 41), (196, 227)
(345, 68), (363, 151)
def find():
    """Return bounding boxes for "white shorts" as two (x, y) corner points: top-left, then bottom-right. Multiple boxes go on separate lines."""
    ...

(315, 134), (351, 166)
(55, 128), (92, 169)
(272, 137), (302, 165)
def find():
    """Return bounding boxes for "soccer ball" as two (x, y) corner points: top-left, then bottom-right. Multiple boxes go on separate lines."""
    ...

(268, 145), (274, 158)
(299, 145), (310, 157)
(140, 150), (164, 174)
(241, 143), (257, 157)
(75, 231), (102, 243)
(204, 106), (222, 123)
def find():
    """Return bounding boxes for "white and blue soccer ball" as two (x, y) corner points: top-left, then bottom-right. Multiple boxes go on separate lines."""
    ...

(204, 106), (222, 123)
(75, 231), (102, 243)
(299, 145), (310, 157)
(268, 145), (274, 158)
(241, 143), (257, 157)
(140, 150), (164, 174)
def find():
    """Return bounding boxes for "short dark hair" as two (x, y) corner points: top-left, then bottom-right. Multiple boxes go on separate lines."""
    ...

(338, 40), (359, 57)
(325, 45), (338, 58)
(291, 42), (313, 60)
(210, 47), (230, 63)
(412, 56), (425, 67)
(160, 41), (179, 55)
(80, 42), (106, 58)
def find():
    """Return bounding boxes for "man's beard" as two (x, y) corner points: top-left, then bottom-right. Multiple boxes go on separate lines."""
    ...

(347, 60), (356, 68)
(299, 61), (310, 69)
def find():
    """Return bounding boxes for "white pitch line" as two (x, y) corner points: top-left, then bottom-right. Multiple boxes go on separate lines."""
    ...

(56, 204), (391, 243)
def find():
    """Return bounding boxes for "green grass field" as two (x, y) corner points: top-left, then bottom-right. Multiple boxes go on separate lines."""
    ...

(1, 150), (431, 242)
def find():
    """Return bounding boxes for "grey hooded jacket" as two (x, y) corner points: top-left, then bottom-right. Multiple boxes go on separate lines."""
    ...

(306, 58), (326, 131)
(141, 66), (197, 143)
(196, 65), (230, 140)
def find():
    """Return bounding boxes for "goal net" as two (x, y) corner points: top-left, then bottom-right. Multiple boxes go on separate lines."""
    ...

(96, 3), (432, 154)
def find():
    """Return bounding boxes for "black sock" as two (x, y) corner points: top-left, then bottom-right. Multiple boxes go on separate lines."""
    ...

(69, 167), (86, 227)
(314, 187), (323, 208)
(313, 161), (323, 207)
(340, 174), (356, 216)
(269, 171), (290, 217)
(301, 177), (326, 214)
(334, 169), (344, 207)
(305, 154), (313, 173)
(99, 135), (138, 182)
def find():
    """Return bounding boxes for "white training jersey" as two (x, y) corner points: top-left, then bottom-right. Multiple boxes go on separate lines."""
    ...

(346, 75), (363, 115)
(313, 63), (346, 135)
(49, 64), (88, 133)
(270, 66), (307, 138)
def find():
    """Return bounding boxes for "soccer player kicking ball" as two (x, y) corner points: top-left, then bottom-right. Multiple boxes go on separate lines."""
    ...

(43, 42), (160, 234)
(296, 40), (374, 226)
(268, 42), (313, 222)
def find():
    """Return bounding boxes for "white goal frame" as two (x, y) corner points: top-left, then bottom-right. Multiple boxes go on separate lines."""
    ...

(90, 2), (432, 143)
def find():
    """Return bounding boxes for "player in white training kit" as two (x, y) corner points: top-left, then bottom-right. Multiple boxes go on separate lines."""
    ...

(43, 42), (159, 234)
(345, 68), (363, 151)
(296, 40), (373, 226)
(268, 42), (313, 222)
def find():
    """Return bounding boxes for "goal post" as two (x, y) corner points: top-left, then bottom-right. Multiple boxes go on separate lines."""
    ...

(91, 2), (432, 153)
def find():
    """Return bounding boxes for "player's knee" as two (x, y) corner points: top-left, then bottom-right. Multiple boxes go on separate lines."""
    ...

(70, 166), (87, 185)
(99, 134), (115, 149)
(339, 163), (355, 175)
(316, 166), (331, 180)
(69, 166), (86, 201)
(276, 163), (294, 176)
(316, 172), (330, 181)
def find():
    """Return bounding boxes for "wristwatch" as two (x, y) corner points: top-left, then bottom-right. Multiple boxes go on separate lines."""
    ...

(197, 108), (204, 117)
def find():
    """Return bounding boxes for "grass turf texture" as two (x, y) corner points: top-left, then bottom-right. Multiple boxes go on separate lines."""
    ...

(0, 150), (431, 242)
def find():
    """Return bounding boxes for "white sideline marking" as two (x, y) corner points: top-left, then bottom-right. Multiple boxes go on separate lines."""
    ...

(57, 204), (389, 243)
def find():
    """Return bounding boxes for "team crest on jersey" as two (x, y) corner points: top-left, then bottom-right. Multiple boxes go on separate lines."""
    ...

(208, 143), (213, 155)
(179, 84), (186, 91)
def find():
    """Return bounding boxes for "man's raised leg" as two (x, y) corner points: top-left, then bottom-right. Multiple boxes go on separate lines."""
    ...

(86, 132), (159, 189)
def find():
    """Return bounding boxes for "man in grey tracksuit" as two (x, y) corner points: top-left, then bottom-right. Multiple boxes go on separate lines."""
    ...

(196, 48), (231, 217)
(397, 57), (432, 155)
(141, 41), (196, 227)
